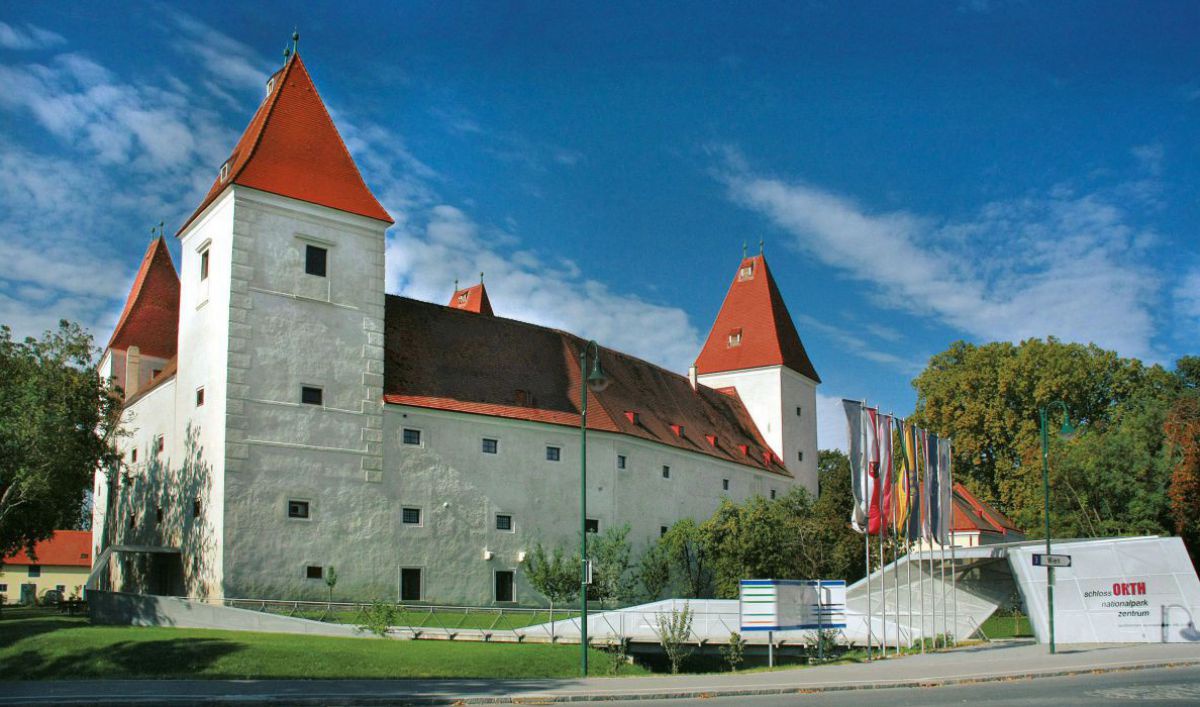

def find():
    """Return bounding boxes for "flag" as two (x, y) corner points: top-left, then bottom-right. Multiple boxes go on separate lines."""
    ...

(894, 418), (913, 538)
(904, 421), (921, 539)
(937, 437), (953, 545)
(843, 399), (868, 533)
(926, 431), (940, 544)
(866, 407), (882, 535)
(878, 413), (893, 536)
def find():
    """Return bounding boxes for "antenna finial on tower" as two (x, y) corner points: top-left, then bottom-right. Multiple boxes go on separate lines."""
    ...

(292, 28), (300, 54)
(480, 272), (484, 284)
(758, 238), (764, 255)
(742, 241), (747, 258)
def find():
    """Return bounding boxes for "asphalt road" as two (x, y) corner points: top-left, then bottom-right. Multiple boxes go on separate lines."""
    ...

(600, 665), (1200, 706)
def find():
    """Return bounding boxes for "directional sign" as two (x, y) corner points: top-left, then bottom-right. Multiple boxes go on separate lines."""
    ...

(1033, 553), (1072, 568)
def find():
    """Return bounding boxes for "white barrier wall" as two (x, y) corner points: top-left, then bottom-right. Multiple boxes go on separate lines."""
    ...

(1010, 536), (1200, 644)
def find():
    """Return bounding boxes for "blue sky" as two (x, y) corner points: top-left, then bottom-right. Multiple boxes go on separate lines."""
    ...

(1, 2), (1197, 449)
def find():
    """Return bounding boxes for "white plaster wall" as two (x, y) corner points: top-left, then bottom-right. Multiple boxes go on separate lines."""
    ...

(696, 366), (819, 498)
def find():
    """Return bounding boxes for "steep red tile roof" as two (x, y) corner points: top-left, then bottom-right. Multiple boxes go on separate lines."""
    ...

(448, 283), (494, 316)
(3, 530), (92, 567)
(694, 254), (819, 381)
(178, 53), (392, 235)
(952, 483), (1022, 536)
(106, 237), (179, 360)
(383, 295), (789, 476)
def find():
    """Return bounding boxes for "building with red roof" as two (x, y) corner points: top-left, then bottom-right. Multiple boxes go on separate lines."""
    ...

(1, 530), (92, 604)
(92, 52), (819, 606)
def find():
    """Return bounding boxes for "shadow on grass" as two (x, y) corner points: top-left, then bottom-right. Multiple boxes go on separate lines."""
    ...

(3, 638), (242, 680)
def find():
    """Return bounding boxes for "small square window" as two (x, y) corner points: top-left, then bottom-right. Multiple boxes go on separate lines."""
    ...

(402, 507), (422, 525)
(797, 450), (804, 462)
(660, 525), (668, 537)
(402, 428), (422, 445)
(545, 446), (561, 461)
(722, 479), (730, 491)
(28, 566), (41, 578)
(155, 507), (163, 524)
(193, 499), (202, 518)
(195, 387), (205, 407)
(662, 465), (670, 479)
(306, 565), (323, 580)
(796, 406), (802, 417)
(585, 518), (600, 534)
(617, 454), (627, 470)
(496, 514), (513, 531)
(156, 435), (165, 453)
(481, 438), (498, 454)
(288, 500), (310, 519)
(770, 489), (777, 500)
(200, 249), (210, 281)
(0, 583), (7, 592)
(301, 386), (323, 406)
(305, 244), (327, 277)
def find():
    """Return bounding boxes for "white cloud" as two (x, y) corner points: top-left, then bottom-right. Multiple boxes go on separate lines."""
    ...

(385, 205), (703, 371)
(0, 22), (65, 51)
(1174, 267), (1200, 324)
(1131, 143), (1164, 176)
(719, 149), (1162, 359)
(167, 11), (273, 91)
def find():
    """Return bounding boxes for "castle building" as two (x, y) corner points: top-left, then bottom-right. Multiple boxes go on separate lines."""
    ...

(91, 53), (820, 604)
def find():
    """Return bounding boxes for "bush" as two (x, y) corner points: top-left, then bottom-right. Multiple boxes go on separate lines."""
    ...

(720, 631), (744, 672)
(357, 600), (399, 638)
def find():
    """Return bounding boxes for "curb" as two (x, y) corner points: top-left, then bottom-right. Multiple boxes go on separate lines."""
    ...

(3, 658), (1199, 706)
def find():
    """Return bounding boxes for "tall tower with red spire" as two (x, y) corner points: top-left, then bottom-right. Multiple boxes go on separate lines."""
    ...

(693, 253), (820, 495)
(171, 52), (393, 598)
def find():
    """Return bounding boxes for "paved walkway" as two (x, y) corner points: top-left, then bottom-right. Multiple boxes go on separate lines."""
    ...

(1, 641), (1197, 705)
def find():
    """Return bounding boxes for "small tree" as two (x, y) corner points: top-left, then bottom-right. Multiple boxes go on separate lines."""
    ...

(358, 600), (398, 638)
(720, 631), (744, 672)
(636, 541), (671, 602)
(590, 524), (635, 605)
(523, 544), (579, 629)
(324, 565), (338, 604)
(661, 520), (712, 598)
(654, 600), (694, 674)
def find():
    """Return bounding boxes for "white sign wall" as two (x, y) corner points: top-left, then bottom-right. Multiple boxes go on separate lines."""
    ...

(1009, 536), (1200, 644)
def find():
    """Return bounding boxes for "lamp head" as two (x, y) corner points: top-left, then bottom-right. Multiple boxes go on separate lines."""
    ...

(586, 355), (611, 393)
(1058, 411), (1077, 440)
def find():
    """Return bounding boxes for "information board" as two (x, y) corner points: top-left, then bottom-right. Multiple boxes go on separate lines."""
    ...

(739, 579), (847, 632)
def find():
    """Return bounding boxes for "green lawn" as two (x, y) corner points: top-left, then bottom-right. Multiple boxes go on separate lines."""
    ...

(979, 612), (1034, 638)
(0, 612), (646, 681)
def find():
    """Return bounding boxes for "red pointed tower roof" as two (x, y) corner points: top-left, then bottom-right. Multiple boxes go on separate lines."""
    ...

(107, 237), (180, 359)
(694, 254), (820, 381)
(178, 53), (392, 235)
(448, 282), (494, 316)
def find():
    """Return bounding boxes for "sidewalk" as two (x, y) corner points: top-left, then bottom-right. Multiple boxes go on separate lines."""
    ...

(1, 641), (1197, 705)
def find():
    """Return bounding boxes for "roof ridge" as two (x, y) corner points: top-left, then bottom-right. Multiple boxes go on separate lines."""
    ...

(228, 56), (295, 190)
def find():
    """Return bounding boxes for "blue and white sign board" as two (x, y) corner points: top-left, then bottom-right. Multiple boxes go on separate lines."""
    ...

(739, 579), (847, 631)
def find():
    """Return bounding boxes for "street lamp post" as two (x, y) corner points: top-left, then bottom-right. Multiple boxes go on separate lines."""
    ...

(579, 340), (611, 677)
(1039, 401), (1076, 656)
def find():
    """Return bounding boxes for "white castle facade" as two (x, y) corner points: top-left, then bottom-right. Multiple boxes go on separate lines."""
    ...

(91, 54), (820, 605)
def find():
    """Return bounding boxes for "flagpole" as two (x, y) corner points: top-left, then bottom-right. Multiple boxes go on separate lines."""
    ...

(890, 414), (900, 656)
(949, 445), (958, 647)
(862, 402), (873, 662)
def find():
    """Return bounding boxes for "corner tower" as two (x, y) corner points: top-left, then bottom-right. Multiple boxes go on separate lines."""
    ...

(694, 254), (820, 495)
(175, 52), (393, 599)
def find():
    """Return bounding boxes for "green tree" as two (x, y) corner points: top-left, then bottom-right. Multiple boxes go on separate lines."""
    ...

(635, 540), (671, 602)
(523, 543), (578, 618)
(701, 492), (806, 599)
(590, 524), (636, 605)
(324, 566), (338, 604)
(660, 518), (712, 598)
(1165, 393), (1200, 569)
(0, 322), (123, 560)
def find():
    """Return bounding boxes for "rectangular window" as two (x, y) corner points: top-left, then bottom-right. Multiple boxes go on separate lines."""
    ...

(722, 479), (730, 491)
(585, 518), (599, 534)
(545, 446), (561, 461)
(402, 428), (422, 445)
(28, 566), (41, 578)
(306, 565), (323, 580)
(288, 500), (310, 519)
(200, 249), (209, 280)
(156, 435), (164, 453)
(495, 514), (513, 531)
(401, 507), (422, 525)
(796, 406), (802, 417)
(195, 387), (205, 407)
(797, 450), (804, 462)
(400, 568), (422, 601)
(660, 525), (668, 537)
(770, 489), (777, 500)
(193, 499), (202, 518)
(662, 465), (670, 479)
(305, 244), (327, 277)
(481, 438), (498, 454)
(616, 454), (627, 470)
(0, 584), (7, 592)
(301, 386), (323, 406)
(494, 570), (515, 602)
(155, 507), (163, 524)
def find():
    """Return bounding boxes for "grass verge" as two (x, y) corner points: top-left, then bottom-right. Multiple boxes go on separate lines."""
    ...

(0, 612), (646, 681)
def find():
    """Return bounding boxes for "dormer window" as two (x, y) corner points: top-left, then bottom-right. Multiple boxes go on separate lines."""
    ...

(218, 160), (230, 183)
(738, 264), (754, 281)
(265, 77), (276, 95)
(457, 293), (469, 305)
(727, 328), (743, 348)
